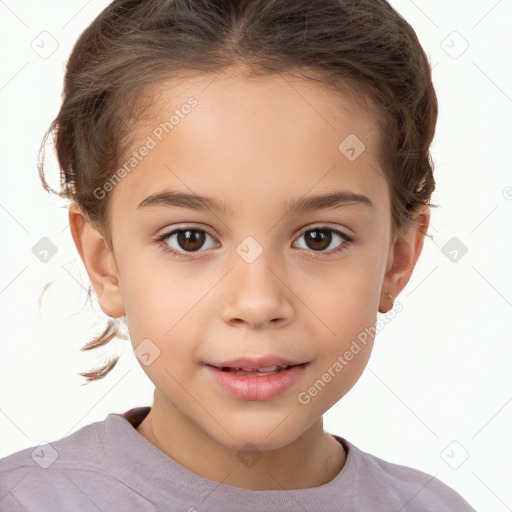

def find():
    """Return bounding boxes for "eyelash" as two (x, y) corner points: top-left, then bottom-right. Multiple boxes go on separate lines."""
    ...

(153, 225), (354, 260)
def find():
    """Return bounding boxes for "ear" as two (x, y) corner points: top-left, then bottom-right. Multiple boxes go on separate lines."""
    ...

(68, 202), (125, 318)
(379, 205), (430, 312)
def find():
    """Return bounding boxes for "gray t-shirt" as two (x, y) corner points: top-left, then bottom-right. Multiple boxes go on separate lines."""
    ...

(0, 406), (476, 511)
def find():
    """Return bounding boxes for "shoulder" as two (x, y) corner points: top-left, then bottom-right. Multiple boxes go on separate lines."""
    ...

(0, 415), (107, 472)
(337, 437), (477, 512)
(0, 417), (113, 511)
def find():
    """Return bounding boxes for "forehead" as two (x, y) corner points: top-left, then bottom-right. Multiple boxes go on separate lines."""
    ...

(111, 68), (387, 216)
(138, 67), (378, 141)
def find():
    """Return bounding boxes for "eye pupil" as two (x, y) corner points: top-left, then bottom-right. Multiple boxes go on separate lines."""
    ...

(305, 230), (331, 251)
(177, 230), (205, 251)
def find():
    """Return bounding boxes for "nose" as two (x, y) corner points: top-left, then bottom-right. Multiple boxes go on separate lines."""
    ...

(221, 251), (295, 330)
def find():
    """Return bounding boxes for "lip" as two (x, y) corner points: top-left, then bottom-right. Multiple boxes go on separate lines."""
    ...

(204, 362), (309, 401)
(205, 356), (307, 370)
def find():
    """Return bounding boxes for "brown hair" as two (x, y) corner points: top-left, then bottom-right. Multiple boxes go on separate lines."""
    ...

(39, 0), (438, 383)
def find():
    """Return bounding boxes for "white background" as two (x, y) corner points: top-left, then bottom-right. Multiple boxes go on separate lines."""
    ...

(0, 1), (511, 510)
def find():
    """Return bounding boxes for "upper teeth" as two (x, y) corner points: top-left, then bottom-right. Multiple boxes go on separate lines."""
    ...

(224, 364), (290, 372)
(253, 365), (281, 371)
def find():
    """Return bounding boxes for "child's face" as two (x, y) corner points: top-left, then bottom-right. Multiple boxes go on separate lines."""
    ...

(82, 69), (426, 451)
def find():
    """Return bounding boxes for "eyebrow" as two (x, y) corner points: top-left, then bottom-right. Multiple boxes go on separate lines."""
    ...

(137, 190), (234, 215)
(284, 191), (373, 214)
(137, 189), (373, 215)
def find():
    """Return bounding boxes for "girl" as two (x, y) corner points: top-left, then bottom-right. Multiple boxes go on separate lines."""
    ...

(0, 0), (477, 510)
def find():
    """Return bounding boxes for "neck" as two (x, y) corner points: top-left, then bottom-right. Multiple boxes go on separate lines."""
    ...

(135, 389), (346, 491)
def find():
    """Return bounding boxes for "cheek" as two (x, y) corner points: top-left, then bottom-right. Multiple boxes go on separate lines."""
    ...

(116, 255), (178, 342)
(299, 252), (383, 332)
(119, 258), (214, 363)
(313, 288), (376, 379)
(300, 251), (383, 380)
(300, 279), (378, 411)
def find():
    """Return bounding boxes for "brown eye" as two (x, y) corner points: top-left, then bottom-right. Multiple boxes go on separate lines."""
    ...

(176, 230), (205, 252)
(159, 228), (217, 254)
(303, 229), (332, 251)
(294, 227), (350, 254)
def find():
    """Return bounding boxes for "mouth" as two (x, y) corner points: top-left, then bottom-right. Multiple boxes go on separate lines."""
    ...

(205, 355), (309, 371)
(207, 363), (307, 376)
(203, 359), (310, 401)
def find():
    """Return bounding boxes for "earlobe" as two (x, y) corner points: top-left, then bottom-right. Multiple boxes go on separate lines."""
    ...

(68, 202), (125, 318)
(379, 206), (430, 312)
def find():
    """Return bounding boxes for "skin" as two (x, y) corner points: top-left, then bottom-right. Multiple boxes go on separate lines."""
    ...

(69, 67), (429, 491)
